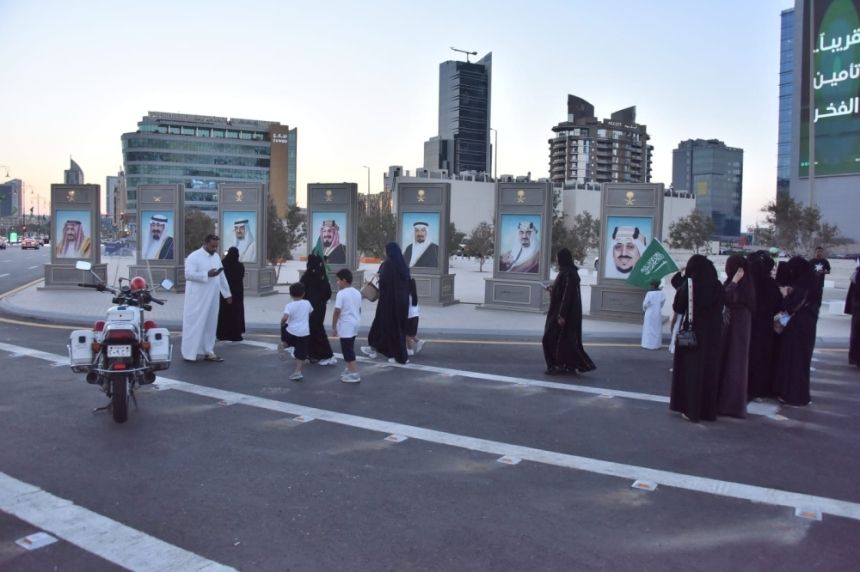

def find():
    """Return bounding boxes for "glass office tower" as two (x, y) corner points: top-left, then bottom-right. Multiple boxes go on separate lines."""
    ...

(121, 112), (296, 217)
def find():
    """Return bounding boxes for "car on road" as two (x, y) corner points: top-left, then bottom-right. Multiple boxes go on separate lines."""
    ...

(21, 237), (41, 250)
(0, 236), (7, 250)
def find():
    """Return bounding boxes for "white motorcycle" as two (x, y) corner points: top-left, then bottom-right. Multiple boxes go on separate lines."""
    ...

(69, 261), (173, 423)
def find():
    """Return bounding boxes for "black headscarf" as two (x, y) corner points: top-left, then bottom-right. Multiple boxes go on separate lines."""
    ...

(223, 246), (240, 268)
(557, 247), (575, 270)
(384, 242), (410, 282)
(302, 254), (327, 287)
(724, 254), (756, 312)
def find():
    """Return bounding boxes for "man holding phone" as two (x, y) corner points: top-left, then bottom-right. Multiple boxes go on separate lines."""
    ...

(181, 234), (233, 362)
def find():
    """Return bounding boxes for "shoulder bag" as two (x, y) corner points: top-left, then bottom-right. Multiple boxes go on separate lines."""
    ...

(361, 274), (379, 302)
(675, 278), (698, 348)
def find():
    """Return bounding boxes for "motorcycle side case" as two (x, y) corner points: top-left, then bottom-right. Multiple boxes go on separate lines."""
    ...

(68, 329), (94, 372)
(146, 327), (171, 369)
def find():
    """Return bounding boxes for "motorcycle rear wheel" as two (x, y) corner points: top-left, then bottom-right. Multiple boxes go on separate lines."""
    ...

(111, 376), (129, 423)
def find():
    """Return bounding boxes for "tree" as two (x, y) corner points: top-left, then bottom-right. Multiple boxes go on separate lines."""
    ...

(760, 194), (848, 255)
(357, 210), (395, 258)
(184, 208), (215, 256)
(552, 210), (600, 265)
(668, 209), (714, 253)
(447, 221), (466, 256)
(465, 221), (494, 271)
(280, 201), (306, 260)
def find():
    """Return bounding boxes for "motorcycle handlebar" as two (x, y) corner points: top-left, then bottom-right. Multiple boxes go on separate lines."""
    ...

(150, 297), (165, 305)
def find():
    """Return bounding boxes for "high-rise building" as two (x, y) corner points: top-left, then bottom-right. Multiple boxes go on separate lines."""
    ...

(121, 111), (297, 217)
(424, 53), (492, 176)
(548, 95), (652, 186)
(777, 8), (794, 197)
(787, 1), (860, 244)
(64, 159), (84, 184)
(672, 139), (743, 240)
(0, 179), (23, 217)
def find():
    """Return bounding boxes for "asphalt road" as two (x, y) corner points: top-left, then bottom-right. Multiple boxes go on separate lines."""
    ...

(0, 319), (858, 571)
(0, 243), (50, 294)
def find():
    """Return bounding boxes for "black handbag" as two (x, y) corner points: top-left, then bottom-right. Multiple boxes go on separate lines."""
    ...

(676, 278), (698, 348)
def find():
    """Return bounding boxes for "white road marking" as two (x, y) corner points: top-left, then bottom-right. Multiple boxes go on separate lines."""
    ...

(0, 472), (236, 571)
(238, 341), (779, 417)
(4, 342), (858, 522)
(27, 265), (39, 270)
(0, 273), (10, 278)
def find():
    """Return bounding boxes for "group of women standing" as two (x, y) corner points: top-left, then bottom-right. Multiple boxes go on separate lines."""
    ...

(670, 251), (821, 422)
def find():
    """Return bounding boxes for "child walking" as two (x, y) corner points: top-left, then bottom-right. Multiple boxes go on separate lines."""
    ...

(280, 282), (312, 381)
(332, 269), (362, 383)
(406, 278), (424, 356)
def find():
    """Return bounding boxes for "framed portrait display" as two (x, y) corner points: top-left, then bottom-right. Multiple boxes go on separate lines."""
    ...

(401, 212), (441, 269)
(311, 211), (347, 264)
(140, 210), (175, 260)
(54, 210), (93, 259)
(498, 213), (542, 274)
(603, 215), (653, 280)
(222, 211), (258, 263)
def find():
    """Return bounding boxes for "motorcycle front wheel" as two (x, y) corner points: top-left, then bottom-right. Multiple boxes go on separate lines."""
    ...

(111, 375), (129, 423)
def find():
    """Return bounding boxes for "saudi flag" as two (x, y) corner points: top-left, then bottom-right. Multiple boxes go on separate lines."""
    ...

(625, 238), (679, 289)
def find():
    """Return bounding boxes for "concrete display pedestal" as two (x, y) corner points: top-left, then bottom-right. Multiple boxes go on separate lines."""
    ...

(479, 278), (549, 313)
(42, 263), (108, 290)
(413, 273), (457, 306)
(589, 285), (646, 322)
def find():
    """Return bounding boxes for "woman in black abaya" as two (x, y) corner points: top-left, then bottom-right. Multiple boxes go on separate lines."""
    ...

(669, 254), (724, 422)
(216, 246), (245, 342)
(773, 256), (818, 405)
(542, 248), (595, 375)
(747, 251), (781, 399)
(364, 242), (410, 364)
(300, 254), (336, 364)
(717, 255), (755, 418)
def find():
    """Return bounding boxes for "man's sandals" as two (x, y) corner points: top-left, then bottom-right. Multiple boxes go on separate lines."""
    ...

(204, 354), (224, 362)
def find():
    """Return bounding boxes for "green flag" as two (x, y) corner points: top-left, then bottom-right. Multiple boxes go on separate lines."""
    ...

(625, 238), (679, 290)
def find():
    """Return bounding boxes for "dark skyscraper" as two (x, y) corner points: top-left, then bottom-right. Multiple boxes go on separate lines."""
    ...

(424, 52), (492, 175)
(672, 138), (743, 240)
(777, 8), (794, 197)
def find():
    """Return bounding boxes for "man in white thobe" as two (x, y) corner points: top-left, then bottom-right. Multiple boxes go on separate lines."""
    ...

(641, 281), (665, 350)
(181, 235), (233, 361)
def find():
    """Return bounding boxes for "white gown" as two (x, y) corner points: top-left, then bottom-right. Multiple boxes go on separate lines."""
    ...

(181, 247), (232, 360)
(641, 290), (665, 350)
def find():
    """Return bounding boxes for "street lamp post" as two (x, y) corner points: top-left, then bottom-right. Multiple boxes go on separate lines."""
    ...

(362, 165), (370, 195)
(489, 128), (498, 180)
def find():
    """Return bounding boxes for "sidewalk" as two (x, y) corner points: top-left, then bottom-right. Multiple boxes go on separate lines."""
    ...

(0, 255), (852, 343)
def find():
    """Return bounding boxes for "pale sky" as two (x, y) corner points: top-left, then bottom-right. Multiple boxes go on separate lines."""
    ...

(0, 0), (791, 227)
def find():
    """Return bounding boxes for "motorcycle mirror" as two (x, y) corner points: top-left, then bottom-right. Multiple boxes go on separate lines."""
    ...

(75, 261), (92, 271)
(161, 279), (174, 291)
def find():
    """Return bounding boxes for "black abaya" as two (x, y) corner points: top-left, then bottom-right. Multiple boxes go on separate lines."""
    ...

(773, 257), (817, 406)
(300, 255), (334, 361)
(216, 249), (245, 341)
(542, 258), (595, 373)
(669, 257), (724, 422)
(846, 273), (860, 366)
(367, 244), (410, 363)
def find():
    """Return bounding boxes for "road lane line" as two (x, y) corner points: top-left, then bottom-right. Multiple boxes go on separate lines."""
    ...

(237, 341), (779, 417)
(0, 273), (9, 278)
(0, 472), (236, 572)
(27, 265), (39, 270)
(2, 342), (858, 522)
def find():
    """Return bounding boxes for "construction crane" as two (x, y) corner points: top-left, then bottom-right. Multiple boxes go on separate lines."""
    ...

(450, 47), (478, 63)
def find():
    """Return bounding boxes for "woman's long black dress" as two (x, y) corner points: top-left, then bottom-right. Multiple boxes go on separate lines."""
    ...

(669, 256), (724, 422)
(367, 245), (410, 364)
(216, 249), (245, 341)
(542, 262), (595, 373)
(300, 255), (334, 361)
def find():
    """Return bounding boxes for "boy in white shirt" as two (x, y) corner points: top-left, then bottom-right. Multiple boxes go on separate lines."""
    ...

(280, 282), (313, 381)
(406, 278), (425, 356)
(332, 269), (362, 383)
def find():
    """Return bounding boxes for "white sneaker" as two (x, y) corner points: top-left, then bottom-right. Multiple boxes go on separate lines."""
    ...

(340, 373), (361, 383)
(360, 346), (378, 359)
(387, 357), (409, 364)
(288, 372), (303, 381)
(415, 339), (425, 354)
(319, 357), (337, 366)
